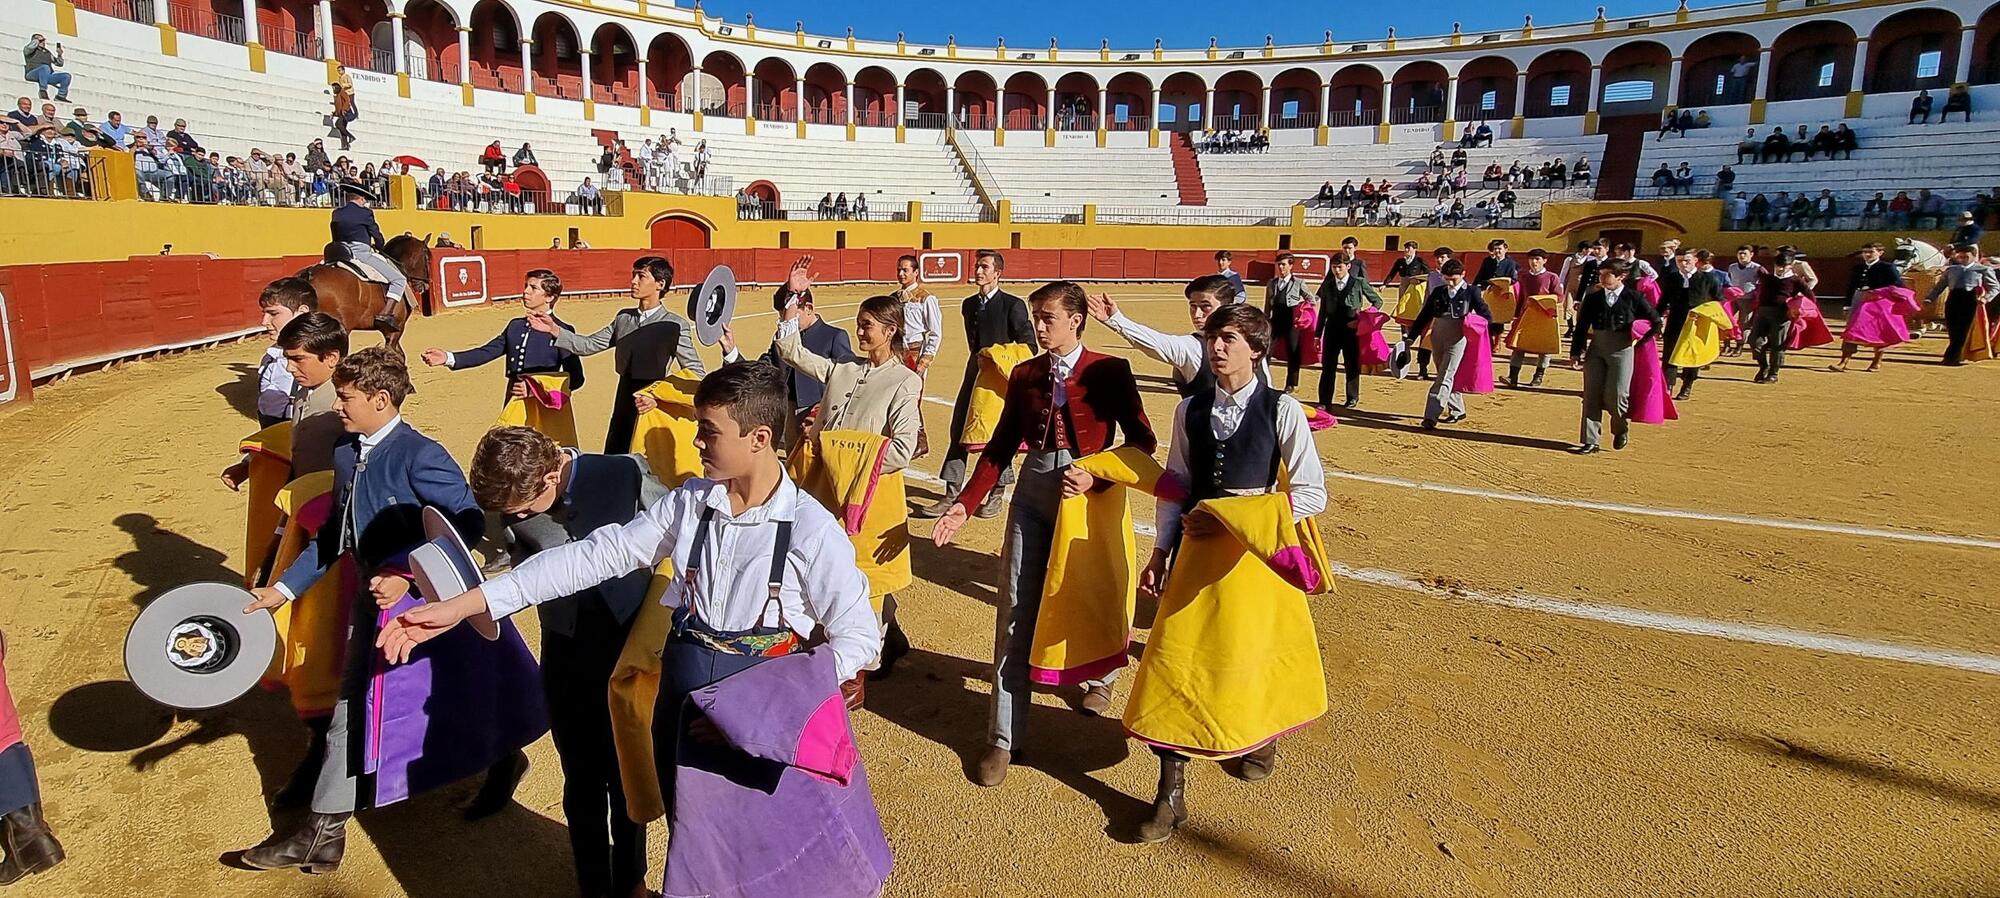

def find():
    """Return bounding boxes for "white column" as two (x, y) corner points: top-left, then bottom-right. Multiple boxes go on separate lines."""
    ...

(317, 0), (333, 58)
(1203, 86), (1215, 128)
(638, 57), (651, 107)
(743, 72), (754, 117)
(945, 85), (957, 128)
(688, 66), (701, 113)
(389, 14), (406, 75)
(1514, 70), (1528, 116)
(896, 82), (907, 125)
(1665, 57), (1681, 107)
(1097, 86), (1107, 127)
(1585, 65), (1602, 113)
(242, 0), (260, 44)
(1379, 76), (1390, 123)
(1045, 86), (1055, 127)
(1443, 76), (1457, 119)
(1318, 81), (1330, 125)
(1753, 47), (1772, 101)
(844, 80), (854, 124)
(151, 0), (167, 24)
(520, 38), (533, 93)
(1258, 85), (1270, 125)
(795, 78), (806, 122)
(1850, 38), (1869, 92)
(456, 26), (471, 85)
(1956, 26), (1975, 84)
(579, 48), (592, 101)
(1151, 88), (1163, 128)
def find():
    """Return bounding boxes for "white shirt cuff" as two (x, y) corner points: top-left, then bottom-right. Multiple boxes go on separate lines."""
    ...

(480, 573), (530, 620)
(271, 582), (296, 602)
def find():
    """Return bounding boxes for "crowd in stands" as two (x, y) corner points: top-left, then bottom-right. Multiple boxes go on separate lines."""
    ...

(1655, 108), (1715, 139)
(1732, 123), (1860, 164)
(1303, 145), (1593, 228)
(1908, 86), (1974, 123)
(1195, 129), (1269, 153)
(1724, 187), (1991, 232)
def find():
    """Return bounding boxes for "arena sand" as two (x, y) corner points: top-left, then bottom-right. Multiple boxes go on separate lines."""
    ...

(0, 282), (1995, 898)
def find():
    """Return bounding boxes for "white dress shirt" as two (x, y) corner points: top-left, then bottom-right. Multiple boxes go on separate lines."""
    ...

(899, 282), (944, 360)
(1155, 380), (1325, 549)
(482, 473), (880, 680)
(257, 345), (297, 420)
(1101, 311), (1273, 385)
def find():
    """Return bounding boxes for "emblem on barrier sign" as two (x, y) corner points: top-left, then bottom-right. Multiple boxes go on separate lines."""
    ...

(437, 256), (489, 307)
(918, 252), (963, 283)
(0, 289), (16, 404)
(1288, 254), (1332, 277)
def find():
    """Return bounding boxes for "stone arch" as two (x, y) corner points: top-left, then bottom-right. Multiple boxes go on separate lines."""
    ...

(1867, 8), (1962, 93)
(1771, 20), (1857, 101)
(1524, 49), (1590, 118)
(1680, 31), (1759, 107)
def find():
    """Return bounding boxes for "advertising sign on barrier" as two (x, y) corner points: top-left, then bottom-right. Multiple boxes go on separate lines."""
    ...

(918, 252), (963, 284)
(0, 289), (17, 404)
(438, 256), (489, 307)
(1287, 254), (1333, 279)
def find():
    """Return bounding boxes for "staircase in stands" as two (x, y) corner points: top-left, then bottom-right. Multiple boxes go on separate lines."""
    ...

(1592, 114), (1655, 201)
(1169, 132), (1209, 206)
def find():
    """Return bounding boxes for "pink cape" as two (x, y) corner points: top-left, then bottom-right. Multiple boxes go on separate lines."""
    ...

(1721, 287), (1745, 340)
(1635, 276), (1661, 305)
(1272, 304), (1324, 364)
(1787, 295), (1835, 350)
(1356, 307), (1394, 365)
(1453, 315), (1496, 394)
(0, 637), (19, 757)
(1304, 405), (1338, 430)
(1842, 286), (1920, 348)
(1627, 320), (1679, 425)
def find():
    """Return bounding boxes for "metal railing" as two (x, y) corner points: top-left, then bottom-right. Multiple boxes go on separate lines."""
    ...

(0, 149), (105, 200)
(758, 203), (904, 222)
(1008, 204), (1084, 224)
(1007, 114), (1047, 131)
(801, 105), (840, 124)
(165, 5), (245, 44)
(852, 108), (896, 127)
(1389, 105), (1445, 125)
(919, 204), (996, 223)
(99, 0), (151, 24)
(633, 174), (734, 198)
(956, 110), (997, 130)
(268, 29), (318, 59)
(1270, 111), (1319, 129)
(1107, 115), (1150, 131)
(905, 112), (947, 130)
(1326, 109), (1381, 128)
(1095, 205), (1293, 226)
(1053, 112), (1096, 131)
(1212, 114), (1261, 131)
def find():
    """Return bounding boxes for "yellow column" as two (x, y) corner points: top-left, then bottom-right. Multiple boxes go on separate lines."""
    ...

(1290, 204), (1307, 229)
(397, 72), (411, 98)
(91, 148), (138, 200)
(694, 109), (705, 129)
(159, 23), (178, 56)
(249, 42), (268, 73)
(1375, 120), (1390, 144)
(461, 82), (475, 106)
(583, 98), (596, 120)
(55, 0), (78, 36)
(1315, 124), (1328, 146)
(641, 105), (652, 126)
(997, 199), (1012, 224)
(1083, 203), (1097, 225)
(387, 174), (418, 209)
(1149, 128), (1159, 148)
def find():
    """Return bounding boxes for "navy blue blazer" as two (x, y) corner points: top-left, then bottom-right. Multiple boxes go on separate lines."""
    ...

(450, 315), (587, 399)
(276, 422), (485, 598)
(761, 318), (853, 411)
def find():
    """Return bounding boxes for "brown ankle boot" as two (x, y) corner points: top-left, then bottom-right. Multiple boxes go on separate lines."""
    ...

(0, 802), (65, 884)
(239, 812), (348, 874)
(1235, 741), (1279, 782)
(1137, 755), (1188, 843)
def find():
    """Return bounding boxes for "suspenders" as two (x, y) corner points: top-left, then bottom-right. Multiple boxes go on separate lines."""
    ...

(680, 504), (795, 630)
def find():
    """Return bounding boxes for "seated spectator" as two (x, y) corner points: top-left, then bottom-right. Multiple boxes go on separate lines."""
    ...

(1428, 145), (1446, 171)
(1793, 124), (1817, 161)
(1450, 146), (1468, 169)
(1787, 193), (1813, 230)
(62, 106), (89, 141)
(1694, 110), (1711, 129)
(1916, 189), (1946, 228)
(1413, 171), (1434, 195)
(1832, 123), (1857, 159)
(1450, 170), (1468, 195)
(1250, 130), (1269, 153)
(1315, 180), (1335, 205)
(1496, 187), (1517, 217)
(853, 192), (868, 221)
(1736, 128), (1761, 164)
(574, 176), (602, 215)
(1650, 162), (1673, 191)
(304, 138), (329, 173)
(605, 163), (626, 191)
(6, 97), (34, 132)
(1571, 156), (1591, 186)
(1458, 125), (1478, 148)
(1677, 108), (1695, 134)
(480, 140), (505, 174)
(1549, 158), (1568, 186)
(1427, 197), (1449, 224)
(1748, 192), (1771, 229)
(1473, 122), (1494, 147)
(1729, 192), (1750, 229)
(1714, 164), (1735, 197)
(167, 118), (201, 155)
(1482, 201), (1503, 227)
(1888, 190), (1914, 228)
(1447, 197), (1467, 225)
(1672, 162), (1694, 195)
(816, 192), (832, 218)
(1760, 127), (1790, 163)
(138, 115), (166, 150)
(1656, 108), (1680, 141)
(512, 142), (537, 167)
(1812, 190), (1836, 229)
(1942, 85), (1972, 123)
(1859, 192), (1887, 227)
(131, 134), (177, 202)
(1335, 179), (1356, 206)
(99, 110), (133, 147)
(1809, 125), (1837, 160)
(501, 171), (523, 212)
(1381, 194), (1403, 225)
(1910, 90), (1934, 124)
(1359, 177), (1378, 200)
(21, 34), (72, 102)
(0, 126), (21, 195)
(1481, 163), (1503, 188)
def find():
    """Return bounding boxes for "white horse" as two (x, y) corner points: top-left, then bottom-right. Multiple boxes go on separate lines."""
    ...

(1894, 237), (1948, 328)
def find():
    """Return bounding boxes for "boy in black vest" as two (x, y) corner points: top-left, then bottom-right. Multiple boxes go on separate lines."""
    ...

(534, 256), (706, 454)
(468, 426), (665, 898)
(422, 268), (586, 403)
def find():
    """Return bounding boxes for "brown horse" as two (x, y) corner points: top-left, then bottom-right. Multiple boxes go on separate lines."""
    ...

(304, 234), (433, 355)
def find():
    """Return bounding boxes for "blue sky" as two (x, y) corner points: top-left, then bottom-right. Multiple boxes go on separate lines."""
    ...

(688, 0), (1693, 47)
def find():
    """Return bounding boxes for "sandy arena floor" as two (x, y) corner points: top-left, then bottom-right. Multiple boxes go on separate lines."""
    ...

(0, 281), (1995, 898)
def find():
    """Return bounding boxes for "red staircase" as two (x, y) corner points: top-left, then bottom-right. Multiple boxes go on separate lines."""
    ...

(1591, 113), (1656, 201)
(1169, 132), (1208, 206)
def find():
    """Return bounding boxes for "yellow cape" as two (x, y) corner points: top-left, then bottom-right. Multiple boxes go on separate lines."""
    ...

(1482, 278), (1518, 328)
(1393, 281), (1433, 350)
(1030, 447), (1163, 686)
(629, 372), (706, 487)
(240, 421), (294, 589)
(787, 429), (912, 608)
(496, 373), (579, 448)
(961, 343), (1035, 448)
(262, 470), (345, 716)
(607, 566), (675, 823)
(1508, 293), (1563, 356)
(1967, 303), (1995, 362)
(1668, 300), (1734, 369)
(1124, 493), (1331, 759)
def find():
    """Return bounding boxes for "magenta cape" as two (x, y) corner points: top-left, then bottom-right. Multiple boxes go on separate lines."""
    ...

(1786, 295), (1836, 351)
(1273, 303), (1324, 364)
(1720, 287), (1746, 340)
(1635, 276), (1661, 305)
(1842, 286), (1922, 348)
(361, 589), (549, 808)
(1628, 320), (1679, 425)
(1453, 315), (1496, 394)
(1356, 307), (1394, 365)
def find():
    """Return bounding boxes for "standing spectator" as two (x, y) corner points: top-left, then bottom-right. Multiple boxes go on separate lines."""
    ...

(138, 115), (167, 149)
(0, 126), (21, 196)
(303, 138), (329, 173)
(329, 86), (355, 150)
(1941, 85), (1972, 123)
(21, 34), (70, 102)
(1910, 90), (1933, 124)
(692, 139), (710, 181)
(604, 162), (626, 192)
(596, 143), (615, 175)
(1735, 128), (1760, 164)
(833, 192), (849, 219)
(61, 106), (89, 141)
(1714, 164), (1735, 197)
(427, 167), (446, 208)
(853, 192), (868, 221)
(573, 176), (602, 215)
(166, 118), (201, 154)
(512, 142), (537, 167)
(1729, 192), (1750, 229)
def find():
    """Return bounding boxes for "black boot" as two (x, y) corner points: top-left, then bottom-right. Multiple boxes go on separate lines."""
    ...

(0, 803), (65, 884)
(1137, 754), (1188, 844)
(372, 313), (399, 332)
(463, 749), (529, 820)
(269, 716), (331, 810)
(239, 812), (347, 874)
(1529, 370), (1545, 387)
(874, 619), (911, 679)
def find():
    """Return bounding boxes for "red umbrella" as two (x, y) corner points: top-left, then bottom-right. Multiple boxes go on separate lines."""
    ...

(391, 154), (428, 170)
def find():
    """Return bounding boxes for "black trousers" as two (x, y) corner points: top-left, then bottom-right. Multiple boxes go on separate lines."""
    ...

(1272, 316), (1302, 391)
(1316, 321), (1361, 407)
(603, 373), (645, 455)
(542, 600), (645, 898)
(1943, 290), (1978, 363)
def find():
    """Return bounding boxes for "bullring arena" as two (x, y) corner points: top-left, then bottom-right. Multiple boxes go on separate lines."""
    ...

(1, 0), (1998, 895)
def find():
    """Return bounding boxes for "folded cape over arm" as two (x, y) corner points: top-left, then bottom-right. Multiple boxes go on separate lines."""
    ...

(1029, 447), (1164, 686)
(496, 372), (580, 448)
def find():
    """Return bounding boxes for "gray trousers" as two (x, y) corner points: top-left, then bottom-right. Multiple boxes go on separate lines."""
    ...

(1580, 327), (1635, 448)
(343, 242), (409, 302)
(990, 450), (1115, 751)
(1748, 306), (1791, 373)
(1508, 348), (1550, 380)
(311, 697), (359, 814)
(1424, 317), (1468, 422)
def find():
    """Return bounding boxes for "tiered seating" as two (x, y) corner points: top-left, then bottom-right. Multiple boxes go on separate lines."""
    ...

(969, 143), (1181, 207)
(1199, 135), (1609, 213)
(691, 132), (977, 213)
(1631, 118), (1996, 204)
(0, 14), (605, 191)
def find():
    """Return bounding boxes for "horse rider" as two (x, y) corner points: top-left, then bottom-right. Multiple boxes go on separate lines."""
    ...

(332, 180), (408, 331)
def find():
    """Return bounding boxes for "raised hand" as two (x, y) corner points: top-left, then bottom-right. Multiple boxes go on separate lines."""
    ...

(525, 309), (557, 334)
(419, 348), (447, 367)
(1086, 292), (1118, 322)
(785, 254), (814, 294)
